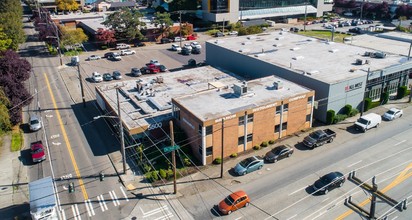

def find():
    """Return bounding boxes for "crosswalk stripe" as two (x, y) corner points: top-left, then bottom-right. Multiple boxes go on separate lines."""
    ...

(86, 199), (95, 216)
(61, 208), (66, 220)
(97, 195), (105, 212)
(71, 205), (77, 220)
(120, 186), (129, 201)
(85, 200), (92, 217)
(75, 204), (81, 220)
(109, 191), (118, 207)
(111, 190), (120, 206)
(101, 195), (108, 210)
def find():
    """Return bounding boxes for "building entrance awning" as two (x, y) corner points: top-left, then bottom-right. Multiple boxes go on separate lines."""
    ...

(240, 5), (317, 20)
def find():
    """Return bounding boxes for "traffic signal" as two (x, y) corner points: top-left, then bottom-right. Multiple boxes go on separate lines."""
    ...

(99, 172), (105, 181)
(68, 182), (75, 193)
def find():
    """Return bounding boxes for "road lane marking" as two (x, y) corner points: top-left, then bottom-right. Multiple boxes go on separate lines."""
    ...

(71, 205), (77, 220)
(97, 195), (105, 212)
(71, 204), (81, 220)
(347, 160), (362, 168)
(322, 198), (329, 203)
(287, 214), (297, 220)
(61, 209), (66, 220)
(120, 186), (129, 201)
(394, 140), (406, 146)
(141, 205), (168, 218)
(85, 200), (91, 217)
(336, 162), (412, 219)
(109, 191), (118, 206)
(45, 114), (53, 118)
(98, 195), (108, 211)
(84, 199), (95, 216)
(50, 134), (60, 139)
(111, 190), (120, 206)
(288, 186), (307, 196)
(44, 73), (88, 200)
(88, 199), (95, 216)
(52, 142), (61, 145)
(75, 204), (81, 220)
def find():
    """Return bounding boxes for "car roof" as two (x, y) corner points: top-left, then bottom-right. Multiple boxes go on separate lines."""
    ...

(229, 190), (247, 200)
(388, 108), (400, 111)
(324, 172), (343, 180)
(30, 115), (39, 120)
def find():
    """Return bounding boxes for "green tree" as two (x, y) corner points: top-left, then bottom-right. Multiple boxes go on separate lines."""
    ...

(0, 88), (11, 133)
(56, 0), (79, 12)
(102, 8), (146, 42)
(0, 28), (12, 51)
(0, 0), (25, 50)
(168, 0), (198, 13)
(60, 26), (88, 50)
(153, 12), (173, 37)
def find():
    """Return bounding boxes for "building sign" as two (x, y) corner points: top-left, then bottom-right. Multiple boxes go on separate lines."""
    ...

(215, 114), (236, 123)
(148, 122), (162, 130)
(345, 82), (363, 92)
(289, 94), (306, 102)
(253, 103), (277, 113)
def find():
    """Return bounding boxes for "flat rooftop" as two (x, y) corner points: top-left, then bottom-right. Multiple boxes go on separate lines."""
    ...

(174, 76), (312, 122)
(207, 30), (409, 84)
(350, 32), (412, 57)
(96, 66), (244, 133)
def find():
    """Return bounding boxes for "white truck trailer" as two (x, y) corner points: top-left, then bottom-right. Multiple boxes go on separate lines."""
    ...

(29, 176), (58, 220)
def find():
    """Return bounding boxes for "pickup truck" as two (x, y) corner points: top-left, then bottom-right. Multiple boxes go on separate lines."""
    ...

(303, 129), (336, 149)
(31, 141), (46, 163)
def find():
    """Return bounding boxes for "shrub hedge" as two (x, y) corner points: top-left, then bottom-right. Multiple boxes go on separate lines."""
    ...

(213, 157), (222, 164)
(364, 98), (372, 111)
(397, 86), (407, 99)
(326, 110), (335, 124)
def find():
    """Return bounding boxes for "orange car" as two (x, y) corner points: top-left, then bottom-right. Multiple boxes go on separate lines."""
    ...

(218, 190), (250, 215)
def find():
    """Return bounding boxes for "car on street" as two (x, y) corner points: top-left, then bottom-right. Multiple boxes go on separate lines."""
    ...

(382, 108), (403, 121)
(234, 156), (264, 176)
(313, 172), (345, 194)
(87, 55), (101, 61)
(181, 47), (191, 55)
(264, 144), (294, 163)
(218, 191), (250, 215)
(31, 141), (46, 163)
(103, 73), (113, 81)
(190, 41), (201, 49)
(29, 115), (42, 131)
(171, 44), (182, 52)
(92, 71), (103, 82)
(131, 67), (142, 77)
(192, 47), (201, 54)
(120, 49), (136, 56)
(115, 43), (130, 49)
(112, 71), (122, 80)
(303, 129), (336, 149)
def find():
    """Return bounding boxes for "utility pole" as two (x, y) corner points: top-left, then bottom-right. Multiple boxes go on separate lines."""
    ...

(304, 2), (308, 31)
(220, 119), (224, 178)
(360, 0), (365, 20)
(116, 87), (126, 174)
(77, 63), (86, 108)
(169, 120), (177, 194)
(179, 11), (182, 48)
(370, 176), (377, 219)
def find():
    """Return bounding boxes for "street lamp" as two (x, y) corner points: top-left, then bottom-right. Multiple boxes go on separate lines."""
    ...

(93, 88), (127, 174)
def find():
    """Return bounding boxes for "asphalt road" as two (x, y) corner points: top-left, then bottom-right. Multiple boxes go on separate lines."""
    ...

(176, 106), (412, 220)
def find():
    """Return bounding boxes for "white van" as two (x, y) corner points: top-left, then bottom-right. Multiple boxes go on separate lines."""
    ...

(354, 113), (382, 132)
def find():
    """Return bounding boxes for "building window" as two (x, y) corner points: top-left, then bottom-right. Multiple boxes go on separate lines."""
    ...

(247, 134), (253, 142)
(239, 116), (245, 126)
(275, 124), (280, 133)
(276, 106), (281, 114)
(210, 0), (229, 13)
(282, 122), (288, 130)
(307, 97), (312, 104)
(198, 125), (202, 135)
(283, 104), (289, 112)
(238, 136), (245, 145)
(206, 125), (213, 135)
(206, 146), (213, 156)
(306, 114), (311, 122)
(247, 114), (254, 123)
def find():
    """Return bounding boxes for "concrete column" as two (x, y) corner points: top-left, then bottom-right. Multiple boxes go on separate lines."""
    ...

(201, 126), (206, 166)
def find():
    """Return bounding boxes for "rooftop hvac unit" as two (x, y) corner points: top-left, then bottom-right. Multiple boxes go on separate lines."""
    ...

(233, 82), (248, 96)
(273, 80), (283, 90)
(374, 52), (387, 58)
(356, 59), (366, 65)
(364, 51), (372, 56)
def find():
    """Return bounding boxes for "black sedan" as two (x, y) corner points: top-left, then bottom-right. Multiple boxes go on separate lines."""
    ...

(264, 145), (294, 163)
(313, 172), (345, 194)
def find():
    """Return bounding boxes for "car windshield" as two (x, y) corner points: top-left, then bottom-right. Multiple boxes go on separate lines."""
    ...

(239, 157), (254, 167)
(387, 110), (395, 115)
(224, 195), (235, 206)
(32, 147), (43, 154)
(30, 119), (39, 124)
(309, 131), (322, 139)
(357, 118), (368, 124)
(321, 173), (336, 183)
(272, 146), (286, 155)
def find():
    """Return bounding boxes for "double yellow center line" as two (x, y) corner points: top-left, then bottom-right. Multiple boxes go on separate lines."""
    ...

(44, 73), (88, 200)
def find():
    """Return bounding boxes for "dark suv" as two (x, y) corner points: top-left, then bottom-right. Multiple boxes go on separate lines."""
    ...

(131, 68), (142, 77)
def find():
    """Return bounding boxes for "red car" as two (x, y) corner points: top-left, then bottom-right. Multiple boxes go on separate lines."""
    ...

(186, 34), (197, 41)
(141, 64), (160, 74)
(218, 191), (250, 215)
(31, 141), (46, 163)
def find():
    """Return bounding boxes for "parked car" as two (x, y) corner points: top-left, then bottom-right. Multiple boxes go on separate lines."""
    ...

(303, 129), (336, 149)
(158, 65), (168, 72)
(87, 55), (101, 61)
(149, 59), (160, 66)
(190, 41), (201, 49)
(103, 73), (113, 81)
(382, 108), (403, 121)
(92, 72), (103, 82)
(174, 36), (186, 42)
(171, 44), (182, 52)
(218, 191), (250, 215)
(354, 113), (381, 132)
(120, 49), (136, 56)
(29, 115), (42, 131)
(264, 144), (294, 163)
(228, 31), (238, 36)
(349, 27), (362, 34)
(215, 31), (225, 37)
(234, 156), (264, 176)
(290, 27), (299, 32)
(112, 71), (122, 80)
(115, 43), (130, 49)
(140, 65), (160, 74)
(160, 38), (171, 44)
(31, 141), (46, 163)
(186, 34), (197, 41)
(134, 41), (146, 47)
(192, 47), (201, 54)
(313, 172), (345, 194)
(111, 53), (122, 61)
(131, 68), (142, 77)
(181, 47), (191, 55)
(104, 52), (114, 58)
(183, 43), (192, 51)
